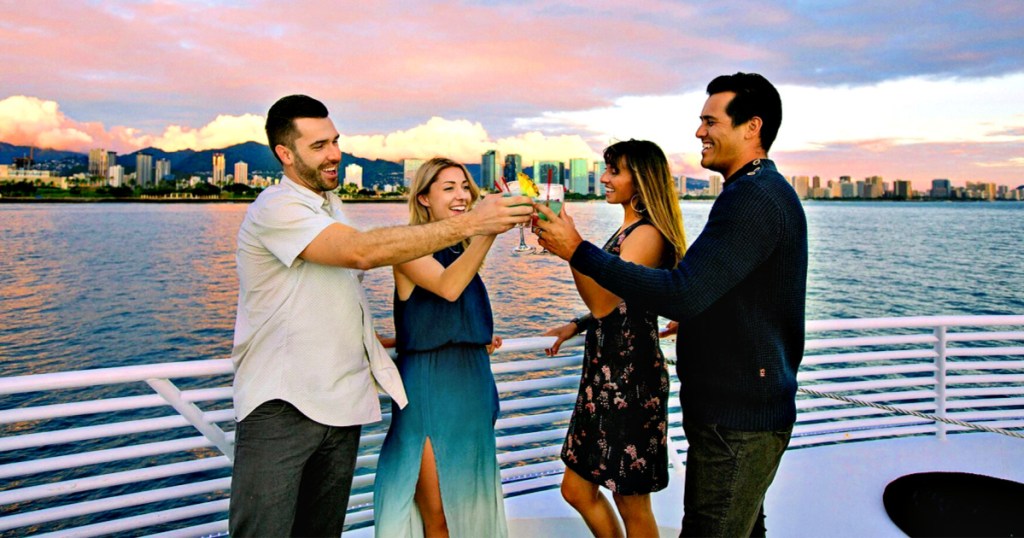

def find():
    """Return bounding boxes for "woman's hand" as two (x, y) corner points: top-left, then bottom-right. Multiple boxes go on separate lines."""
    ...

(486, 335), (503, 355)
(542, 322), (577, 356)
(659, 320), (679, 338)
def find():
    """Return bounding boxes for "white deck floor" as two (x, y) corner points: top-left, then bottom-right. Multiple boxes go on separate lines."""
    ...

(505, 433), (1024, 537)
(352, 432), (1023, 537)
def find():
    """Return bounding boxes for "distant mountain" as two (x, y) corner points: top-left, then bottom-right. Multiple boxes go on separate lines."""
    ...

(686, 177), (709, 191)
(117, 141), (282, 174)
(0, 142), (84, 164)
(1, 140), (404, 186)
(121, 142), (404, 186)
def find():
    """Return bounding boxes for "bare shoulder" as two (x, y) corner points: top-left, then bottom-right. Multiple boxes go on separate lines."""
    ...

(620, 223), (666, 266)
(622, 223), (665, 249)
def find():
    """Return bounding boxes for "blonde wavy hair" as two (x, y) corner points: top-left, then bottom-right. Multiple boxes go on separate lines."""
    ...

(604, 140), (687, 264)
(407, 157), (481, 249)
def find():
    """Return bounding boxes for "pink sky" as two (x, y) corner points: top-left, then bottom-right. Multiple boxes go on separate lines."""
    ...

(1, 1), (1022, 189)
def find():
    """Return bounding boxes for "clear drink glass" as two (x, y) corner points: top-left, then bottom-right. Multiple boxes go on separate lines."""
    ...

(535, 184), (564, 221)
(498, 181), (534, 253)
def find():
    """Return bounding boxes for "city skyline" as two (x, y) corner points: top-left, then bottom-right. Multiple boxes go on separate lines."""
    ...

(1, 1), (1022, 190)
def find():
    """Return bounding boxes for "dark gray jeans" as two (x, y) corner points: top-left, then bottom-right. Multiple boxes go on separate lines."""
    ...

(680, 420), (792, 537)
(229, 400), (362, 537)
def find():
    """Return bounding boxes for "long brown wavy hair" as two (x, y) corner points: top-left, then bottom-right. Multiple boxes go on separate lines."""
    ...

(604, 139), (687, 264)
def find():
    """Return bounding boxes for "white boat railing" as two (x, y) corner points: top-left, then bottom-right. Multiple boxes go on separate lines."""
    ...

(1, 315), (1022, 537)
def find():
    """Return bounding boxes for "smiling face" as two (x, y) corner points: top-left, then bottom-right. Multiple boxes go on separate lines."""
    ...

(277, 116), (341, 194)
(600, 156), (636, 206)
(417, 166), (475, 221)
(696, 91), (756, 179)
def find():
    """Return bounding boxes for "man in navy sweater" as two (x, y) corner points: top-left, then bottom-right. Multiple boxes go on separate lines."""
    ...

(536, 72), (807, 537)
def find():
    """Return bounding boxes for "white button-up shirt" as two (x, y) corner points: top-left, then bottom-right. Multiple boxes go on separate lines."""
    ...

(231, 175), (407, 426)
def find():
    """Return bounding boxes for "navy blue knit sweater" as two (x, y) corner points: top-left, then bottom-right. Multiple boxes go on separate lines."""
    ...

(571, 159), (807, 431)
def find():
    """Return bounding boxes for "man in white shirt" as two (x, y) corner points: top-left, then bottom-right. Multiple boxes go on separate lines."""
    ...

(229, 95), (532, 537)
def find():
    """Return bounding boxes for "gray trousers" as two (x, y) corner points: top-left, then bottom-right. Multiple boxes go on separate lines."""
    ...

(229, 400), (362, 537)
(680, 420), (792, 537)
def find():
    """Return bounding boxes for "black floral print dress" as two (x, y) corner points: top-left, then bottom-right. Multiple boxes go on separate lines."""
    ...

(560, 219), (671, 495)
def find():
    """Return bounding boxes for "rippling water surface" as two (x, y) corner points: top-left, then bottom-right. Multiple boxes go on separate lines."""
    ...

(1, 200), (1023, 376)
(1, 199), (1022, 534)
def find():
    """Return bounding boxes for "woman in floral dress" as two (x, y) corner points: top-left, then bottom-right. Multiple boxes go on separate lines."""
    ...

(543, 140), (687, 537)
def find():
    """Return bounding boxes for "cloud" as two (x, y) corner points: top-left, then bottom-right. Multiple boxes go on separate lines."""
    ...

(0, 95), (265, 153)
(341, 116), (599, 165)
(776, 139), (1024, 188)
(975, 156), (1024, 169)
(511, 73), (1024, 184)
(142, 114), (265, 152)
(0, 96), (95, 150)
(0, 95), (600, 168)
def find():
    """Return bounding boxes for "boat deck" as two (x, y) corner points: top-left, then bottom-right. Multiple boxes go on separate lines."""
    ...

(347, 432), (1022, 537)
(2, 315), (1022, 537)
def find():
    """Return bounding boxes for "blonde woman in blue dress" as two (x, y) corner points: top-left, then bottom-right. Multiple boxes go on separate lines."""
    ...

(374, 157), (508, 538)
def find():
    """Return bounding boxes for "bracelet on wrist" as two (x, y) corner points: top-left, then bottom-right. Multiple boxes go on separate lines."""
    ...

(570, 314), (590, 335)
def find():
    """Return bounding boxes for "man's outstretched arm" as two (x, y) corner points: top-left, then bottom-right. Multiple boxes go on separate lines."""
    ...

(537, 181), (782, 320)
(302, 193), (533, 270)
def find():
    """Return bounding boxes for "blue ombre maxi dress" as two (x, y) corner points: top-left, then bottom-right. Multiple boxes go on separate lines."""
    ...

(373, 246), (507, 538)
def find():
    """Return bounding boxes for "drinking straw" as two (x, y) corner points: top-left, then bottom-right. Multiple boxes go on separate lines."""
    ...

(545, 168), (552, 206)
(498, 172), (510, 193)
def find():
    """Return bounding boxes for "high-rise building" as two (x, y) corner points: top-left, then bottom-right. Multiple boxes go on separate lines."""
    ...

(502, 154), (522, 190)
(966, 181), (996, 200)
(592, 161), (606, 196)
(930, 178), (951, 199)
(234, 161), (248, 186)
(709, 174), (723, 197)
(155, 159), (172, 184)
(212, 153), (226, 184)
(403, 159), (424, 188)
(108, 165), (124, 187)
(481, 150), (499, 191)
(88, 149), (109, 178)
(135, 153), (153, 187)
(674, 175), (687, 197)
(893, 180), (912, 199)
(791, 176), (809, 199)
(345, 163), (363, 189)
(569, 158), (589, 194)
(866, 176), (884, 199)
(533, 161), (564, 188)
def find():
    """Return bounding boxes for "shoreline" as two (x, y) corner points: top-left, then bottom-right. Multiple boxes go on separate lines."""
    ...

(0, 196), (408, 204)
(1, 196), (1018, 205)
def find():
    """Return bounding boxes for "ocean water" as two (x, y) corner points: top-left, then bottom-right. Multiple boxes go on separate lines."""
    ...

(1, 200), (1022, 377)
(1, 199), (1022, 534)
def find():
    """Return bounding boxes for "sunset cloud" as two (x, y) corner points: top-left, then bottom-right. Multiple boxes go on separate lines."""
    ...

(0, 1), (1022, 186)
(142, 114), (266, 152)
(0, 96), (600, 169)
(342, 117), (599, 165)
(0, 96), (94, 150)
(0, 95), (266, 153)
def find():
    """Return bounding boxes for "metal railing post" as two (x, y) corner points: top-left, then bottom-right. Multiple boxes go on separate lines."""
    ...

(146, 378), (235, 460)
(933, 325), (948, 440)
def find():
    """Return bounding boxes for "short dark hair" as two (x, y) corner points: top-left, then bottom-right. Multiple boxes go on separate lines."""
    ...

(706, 72), (782, 153)
(265, 95), (329, 163)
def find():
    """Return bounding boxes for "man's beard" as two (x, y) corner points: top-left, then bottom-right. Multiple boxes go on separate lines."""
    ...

(293, 151), (338, 193)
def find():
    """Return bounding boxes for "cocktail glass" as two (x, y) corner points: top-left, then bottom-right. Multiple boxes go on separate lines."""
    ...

(535, 184), (564, 222)
(499, 182), (534, 254)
